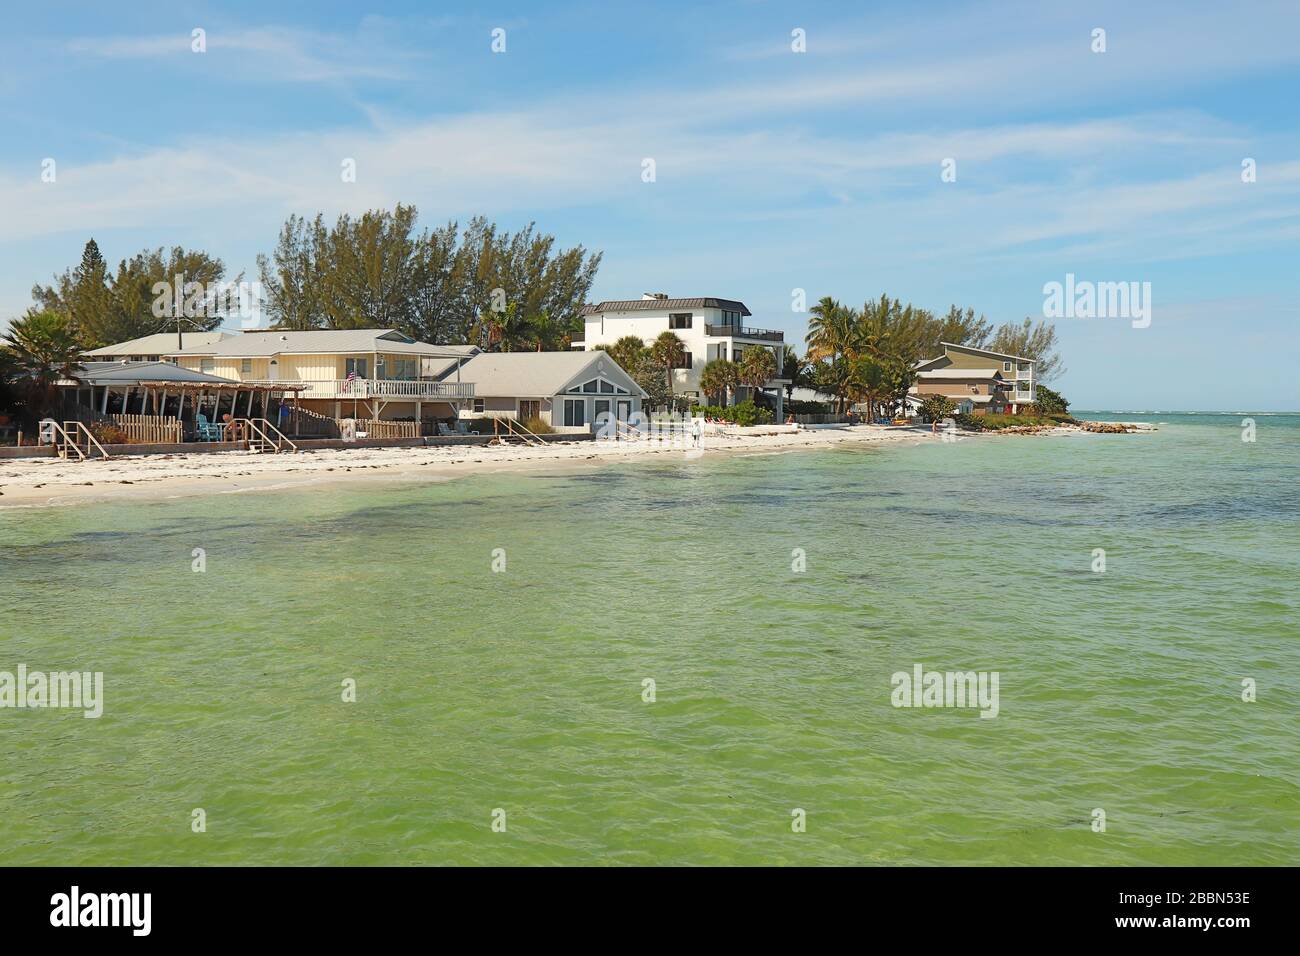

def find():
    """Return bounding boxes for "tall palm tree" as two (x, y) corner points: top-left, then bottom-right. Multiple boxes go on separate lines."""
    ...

(650, 331), (686, 402)
(2, 310), (82, 419)
(698, 358), (738, 406)
(806, 297), (859, 363)
(738, 345), (777, 406)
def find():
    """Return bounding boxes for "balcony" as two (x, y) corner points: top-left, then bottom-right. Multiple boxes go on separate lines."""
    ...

(704, 324), (784, 343)
(246, 379), (475, 400)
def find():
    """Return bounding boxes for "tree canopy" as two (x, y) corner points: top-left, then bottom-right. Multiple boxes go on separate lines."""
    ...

(256, 206), (601, 350)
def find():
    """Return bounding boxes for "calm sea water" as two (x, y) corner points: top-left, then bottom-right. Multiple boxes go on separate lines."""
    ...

(1, 412), (1297, 865)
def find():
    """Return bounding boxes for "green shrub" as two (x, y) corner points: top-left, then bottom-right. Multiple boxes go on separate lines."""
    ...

(977, 414), (1061, 430)
(689, 399), (772, 427)
(916, 394), (956, 423)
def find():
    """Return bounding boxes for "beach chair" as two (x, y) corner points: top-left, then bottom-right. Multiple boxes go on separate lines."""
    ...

(437, 422), (454, 436)
(455, 421), (469, 435)
(194, 413), (223, 441)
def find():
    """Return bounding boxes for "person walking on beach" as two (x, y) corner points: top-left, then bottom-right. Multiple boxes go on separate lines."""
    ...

(690, 417), (703, 449)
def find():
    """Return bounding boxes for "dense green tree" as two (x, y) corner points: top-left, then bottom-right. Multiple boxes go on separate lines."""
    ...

(1033, 384), (1070, 415)
(738, 345), (777, 400)
(33, 242), (233, 346)
(257, 207), (601, 349)
(699, 358), (739, 406)
(1, 311), (82, 419)
(605, 335), (649, 375)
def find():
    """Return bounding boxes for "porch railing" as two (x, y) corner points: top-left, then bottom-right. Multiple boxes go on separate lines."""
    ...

(703, 324), (784, 342)
(245, 379), (474, 400)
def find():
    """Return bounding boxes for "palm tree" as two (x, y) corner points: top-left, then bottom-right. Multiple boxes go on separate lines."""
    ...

(2, 310), (82, 419)
(698, 358), (738, 406)
(805, 296), (859, 364)
(780, 344), (809, 402)
(606, 335), (648, 375)
(650, 331), (686, 403)
(738, 345), (777, 407)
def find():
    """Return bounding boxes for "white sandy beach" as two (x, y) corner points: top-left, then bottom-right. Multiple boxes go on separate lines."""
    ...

(0, 423), (960, 509)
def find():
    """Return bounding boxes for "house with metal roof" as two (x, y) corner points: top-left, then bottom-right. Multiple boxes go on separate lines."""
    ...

(576, 292), (790, 416)
(436, 350), (646, 432)
(82, 331), (235, 362)
(164, 329), (479, 422)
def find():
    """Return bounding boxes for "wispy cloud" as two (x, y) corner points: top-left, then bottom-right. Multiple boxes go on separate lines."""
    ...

(65, 23), (423, 83)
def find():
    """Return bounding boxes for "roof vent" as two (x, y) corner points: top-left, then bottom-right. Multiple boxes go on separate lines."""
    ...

(642, 292), (668, 300)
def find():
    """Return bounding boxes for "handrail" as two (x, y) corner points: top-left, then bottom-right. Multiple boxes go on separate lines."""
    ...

(248, 417), (298, 453)
(500, 416), (546, 446)
(45, 421), (84, 460)
(50, 421), (111, 460)
(222, 417), (298, 453)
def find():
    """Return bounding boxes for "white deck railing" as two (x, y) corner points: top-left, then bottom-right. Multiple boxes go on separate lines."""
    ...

(245, 379), (474, 400)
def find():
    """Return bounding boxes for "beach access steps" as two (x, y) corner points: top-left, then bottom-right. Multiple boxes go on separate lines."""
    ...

(496, 417), (547, 446)
(225, 418), (298, 453)
(47, 421), (111, 460)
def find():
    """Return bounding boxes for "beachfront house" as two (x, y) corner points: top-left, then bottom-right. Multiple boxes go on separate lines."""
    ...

(910, 342), (1036, 415)
(435, 350), (646, 433)
(82, 331), (234, 362)
(165, 329), (479, 425)
(577, 293), (790, 417)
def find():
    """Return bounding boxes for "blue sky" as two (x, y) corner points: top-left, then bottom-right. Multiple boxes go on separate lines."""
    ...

(1, 0), (1297, 409)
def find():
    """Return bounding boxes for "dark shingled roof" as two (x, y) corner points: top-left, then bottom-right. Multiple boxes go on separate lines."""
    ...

(581, 297), (751, 317)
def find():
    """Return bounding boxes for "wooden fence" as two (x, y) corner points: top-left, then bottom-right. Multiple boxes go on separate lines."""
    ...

(105, 413), (184, 443)
(352, 419), (420, 438)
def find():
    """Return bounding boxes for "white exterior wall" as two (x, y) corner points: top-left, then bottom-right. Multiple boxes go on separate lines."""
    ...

(463, 391), (642, 434)
(582, 306), (783, 399)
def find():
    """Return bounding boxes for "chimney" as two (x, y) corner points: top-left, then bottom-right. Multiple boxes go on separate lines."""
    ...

(642, 292), (668, 300)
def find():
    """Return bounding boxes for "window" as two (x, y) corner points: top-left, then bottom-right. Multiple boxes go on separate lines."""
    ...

(473, 398), (485, 413)
(599, 380), (615, 393)
(392, 358), (418, 380)
(678, 351), (693, 369)
(563, 399), (585, 427)
(346, 357), (369, 379)
(1003, 361), (1012, 372)
(519, 400), (540, 420)
(582, 380), (598, 393)
(594, 399), (611, 422)
(376, 357), (387, 379)
(669, 313), (693, 329)
(721, 309), (743, 327)
(240, 359), (252, 374)
(200, 359), (214, 373)
(733, 349), (743, 362)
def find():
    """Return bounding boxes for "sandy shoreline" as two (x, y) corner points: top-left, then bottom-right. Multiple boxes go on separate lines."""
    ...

(0, 424), (967, 509)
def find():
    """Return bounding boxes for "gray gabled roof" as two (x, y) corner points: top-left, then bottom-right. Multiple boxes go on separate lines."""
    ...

(442, 350), (647, 398)
(582, 297), (751, 317)
(166, 328), (472, 358)
(84, 332), (234, 356)
(73, 361), (238, 385)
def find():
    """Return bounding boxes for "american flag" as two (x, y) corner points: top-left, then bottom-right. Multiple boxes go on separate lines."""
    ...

(346, 369), (357, 392)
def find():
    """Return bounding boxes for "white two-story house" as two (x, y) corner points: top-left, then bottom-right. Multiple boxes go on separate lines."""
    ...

(576, 293), (790, 416)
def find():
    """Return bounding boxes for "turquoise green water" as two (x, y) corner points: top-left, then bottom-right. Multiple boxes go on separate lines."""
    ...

(2, 413), (1297, 865)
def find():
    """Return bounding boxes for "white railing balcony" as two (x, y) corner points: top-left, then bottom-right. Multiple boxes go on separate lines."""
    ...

(246, 379), (474, 399)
